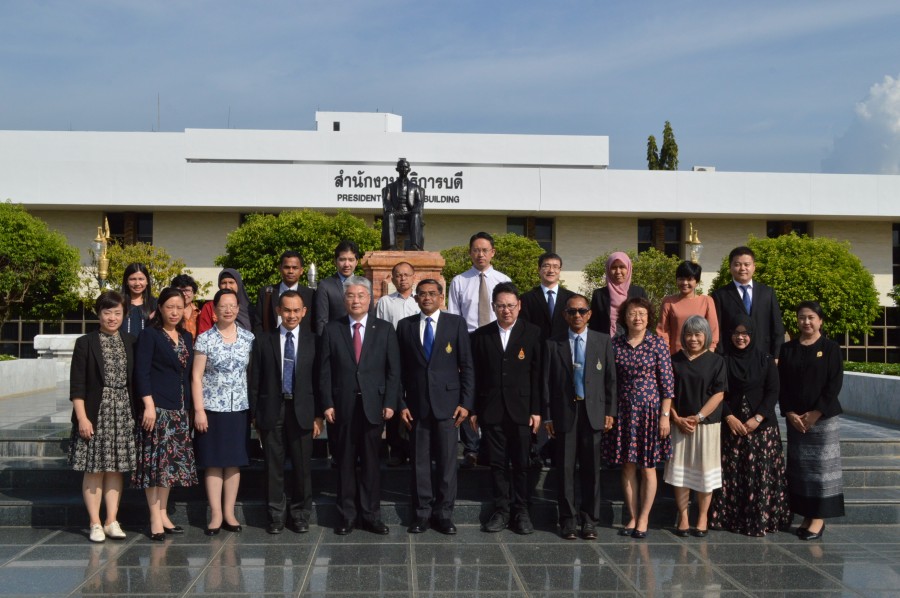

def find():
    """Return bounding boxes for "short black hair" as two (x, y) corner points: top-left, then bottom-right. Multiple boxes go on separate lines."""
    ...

(538, 252), (563, 268)
(797, 300), (824, 320)
(334, 240), (360, 260)
(279, 250), (304, 267)
(566, 293), (590, 308)
(469, 232), (495, 249)
(278, 289), (305, 308)
(213, 288), (238, 307)
(416, 279), (443, 295)
(729, 246), (755, 264)
(675, 261), (702, 281)
(492, 281), (519, 303)
(94, 290), (126, 314)
(170, 274), (198, 293)
(617, 296), (656, 331)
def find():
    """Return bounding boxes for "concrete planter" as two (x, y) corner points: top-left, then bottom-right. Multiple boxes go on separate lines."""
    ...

(840, 372), (900, 426)
(0, 359), (58, 398)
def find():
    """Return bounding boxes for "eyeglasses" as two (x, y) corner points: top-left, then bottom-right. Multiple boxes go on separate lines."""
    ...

(218, 306), (238, 312)
(731, 332), (750, 338)
(564, 308), (590, 316)
(540, 264), (561, 271)
(417, 291), (441, 298)
(470, 248), (493, 255)
(493, 303), (518, 311)
(177, 287), (194, 294)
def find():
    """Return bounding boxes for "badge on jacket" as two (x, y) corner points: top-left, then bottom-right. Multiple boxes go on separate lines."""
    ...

(816, 351), (823, 358)
(445, 342), (452, 354)
(518, 348), (525, 360)
(596, 360), (603, 371)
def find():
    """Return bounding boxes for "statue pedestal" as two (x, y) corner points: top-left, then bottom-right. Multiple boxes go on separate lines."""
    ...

(361, 251), (447, 307)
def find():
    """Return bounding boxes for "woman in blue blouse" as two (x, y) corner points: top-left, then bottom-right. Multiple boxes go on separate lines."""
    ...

(191, 289), (254, 535)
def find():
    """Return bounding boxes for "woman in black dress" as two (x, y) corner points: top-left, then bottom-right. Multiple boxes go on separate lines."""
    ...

(710, 315), (791, 536)
(778, 301), (844, 541)
(69, 291), (137, 542)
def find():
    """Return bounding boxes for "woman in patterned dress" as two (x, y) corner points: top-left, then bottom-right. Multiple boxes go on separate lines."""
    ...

(710, 314), (791, 536)
(604, 296), (675, 539)
(191, 288), (253, 535)
(133, 287), (199, 540)
(69, 291), (138, 543)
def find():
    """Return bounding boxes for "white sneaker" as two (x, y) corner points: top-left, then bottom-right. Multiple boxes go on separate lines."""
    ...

(103, 521), (126, 540)
(89, 523), (106, 543)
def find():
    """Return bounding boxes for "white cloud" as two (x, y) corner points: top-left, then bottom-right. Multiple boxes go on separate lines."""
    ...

(823, 75), (900, 174)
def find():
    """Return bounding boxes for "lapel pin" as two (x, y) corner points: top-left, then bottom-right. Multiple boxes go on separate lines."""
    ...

(445, 342), (452, 354)
(518, 348), (525, 360)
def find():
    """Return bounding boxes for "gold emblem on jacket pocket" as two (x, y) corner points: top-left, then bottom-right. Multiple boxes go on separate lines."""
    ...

(816, 351), (823, 358)
(518, 348), (525, 360)
(596, 360), (602, 371)
(445, 342), (452, 354)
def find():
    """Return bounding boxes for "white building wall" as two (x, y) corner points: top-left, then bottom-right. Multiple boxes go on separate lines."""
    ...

(31, 209), (105, 265)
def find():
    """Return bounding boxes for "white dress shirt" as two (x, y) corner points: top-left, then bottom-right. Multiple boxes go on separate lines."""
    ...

(498, 320), (516, 351)
(348, 314), (368, 344)
(376, 292), (420, 328)
(447, 266), (511, 333)
(419, 310), (441, 344)
(733, 280), (754, 303)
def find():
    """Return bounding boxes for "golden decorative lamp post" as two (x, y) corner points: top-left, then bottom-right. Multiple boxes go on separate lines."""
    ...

(92, 218), (112, 289)
(685, 222), (703, 264)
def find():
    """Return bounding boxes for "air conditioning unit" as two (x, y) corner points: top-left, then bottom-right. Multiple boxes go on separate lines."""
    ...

(692, 166), (716, 172)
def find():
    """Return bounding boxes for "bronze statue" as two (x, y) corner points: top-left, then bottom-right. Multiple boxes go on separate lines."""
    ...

(381, 158), (425, 250)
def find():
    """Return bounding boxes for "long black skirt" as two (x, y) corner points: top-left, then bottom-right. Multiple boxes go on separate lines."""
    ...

(786, 416), (845, 519)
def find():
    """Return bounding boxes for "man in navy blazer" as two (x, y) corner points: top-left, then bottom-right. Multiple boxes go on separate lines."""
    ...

(397, 279), (474, 535)
(470, 282), (543, 535)
(544, 294), (616, 540)
(319, 276), (400, 535)
(249, 290), (321, 534)
(711, 246), (785, 360)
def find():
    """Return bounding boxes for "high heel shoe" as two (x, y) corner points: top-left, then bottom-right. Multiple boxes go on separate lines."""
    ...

(164, 525), (184, 534)
(222, 522), (242, 533)
(149, 531), (165, 541)
(618, 527), (634, 537)
(799, 523), (825, 541)
(674, 528), (691, 538)
(204, 527), (221, 536)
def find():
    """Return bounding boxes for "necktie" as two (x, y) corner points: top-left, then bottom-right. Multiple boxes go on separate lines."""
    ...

(282, 331), (294, 394)
(353, 322), (362, 364)
(574, 335), (585, 398)
(741, 285), (752, 314)
(423, 316), (434, 360)
(547, 289), (555, 318)
(478, 272), (491, 327)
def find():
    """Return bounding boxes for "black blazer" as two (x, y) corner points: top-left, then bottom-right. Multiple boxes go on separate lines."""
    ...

(134, 327), (194, 411)
(519, 285), (575, 341)
(588, 285), (647, 337)
(314, 275), (374, 335)
(721, 356), (780, 432)
(543, 330), (617, 433)
(396, 312), (475, 420)
(712, 282), (785, 359)
(471, 319), (542, 426)
(778, 336), (844, 419)
(249, 328), (318, 430)
(69, 331), (137, 425)
(319, 316), (401, 425)
(256, 284), (315, 335)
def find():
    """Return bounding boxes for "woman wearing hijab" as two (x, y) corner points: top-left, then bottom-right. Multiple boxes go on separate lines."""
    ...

(710, 315), (790, 536)
(589, 252), (647, 337)
(198, 269), (254, 334)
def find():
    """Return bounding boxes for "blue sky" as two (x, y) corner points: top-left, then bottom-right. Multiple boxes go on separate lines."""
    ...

(2, 1), (899, 173)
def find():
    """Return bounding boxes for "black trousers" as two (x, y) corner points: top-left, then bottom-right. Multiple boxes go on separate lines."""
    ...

(410, 412), (458, 520)
(482, 416), (532, 515)
(335, 401), (383, 524)
(554, 400), (604, 523)
(259, 401), (313, 525)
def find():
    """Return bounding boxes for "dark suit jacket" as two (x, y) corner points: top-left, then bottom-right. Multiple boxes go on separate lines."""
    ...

(396, 312), (475, 420)
(319, 316), (401, 425)
(134, 327), (194, 411)
(519, 285), (575, 341)
(471, 319), (542, 426)
(314, 275), (374, 335)
(588, 285), (647, 337)
(69, 331), (137, 425)
(543, 330), (617, 433)
(249, 328), (318, 430)
(712, 281), (785, 359)
(256, 284), (315, 335)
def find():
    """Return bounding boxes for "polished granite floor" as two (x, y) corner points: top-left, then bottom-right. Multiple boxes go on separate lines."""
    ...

(1, 523), (898, 597)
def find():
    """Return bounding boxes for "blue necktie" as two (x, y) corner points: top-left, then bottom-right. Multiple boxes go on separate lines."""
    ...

(574, 335), (585, 398)
(547, 290), (555, 318)
(423, 316), (434, 360)
(282, 331), (295, 394)
(741, 285), (752, 314)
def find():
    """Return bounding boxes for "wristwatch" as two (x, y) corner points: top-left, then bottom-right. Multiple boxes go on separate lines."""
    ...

(661, 410), (670, 417)
(754, 415), (763, 423)
(697, 412), (706, 422)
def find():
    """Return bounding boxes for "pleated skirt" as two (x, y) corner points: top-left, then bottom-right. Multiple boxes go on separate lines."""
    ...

(664, 422), (722, 492)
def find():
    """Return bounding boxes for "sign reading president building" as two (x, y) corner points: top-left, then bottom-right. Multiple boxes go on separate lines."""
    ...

(334, 168), (464, 205)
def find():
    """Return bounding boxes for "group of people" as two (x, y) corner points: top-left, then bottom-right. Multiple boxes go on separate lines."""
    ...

(68, 235), (845, 545)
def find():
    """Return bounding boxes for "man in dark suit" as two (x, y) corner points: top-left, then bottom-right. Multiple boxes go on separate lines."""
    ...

(315, 240), (374, 335)
(544, 294), (617, 540)
(397, 279), (474, 535)
(711, 246), (785, 360)
(249, 290), (321, 534)
(320, 276), (400, 535)
(256, 250), (315, 335)
(470, 282), (543, 535)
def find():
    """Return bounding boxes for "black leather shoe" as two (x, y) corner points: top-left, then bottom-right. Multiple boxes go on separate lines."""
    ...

(435, 518), (457, 535)
(675, 528), (691, 538)
(691, 529), (708, 538)
(163, 525), (184, 534)
(482, 511), (509, 533)
(334, 520), (354, 535)
(267, 522), (284, 535)
(222, 522), (242, 533)
(407, 517), (429, 534)
(289, 519), (309, 534)
(618, 527), (634, 537)
(581, 521), (597, 540)
(205, 527), (221, 536)
(512, 512), (534, 535)
(799, 523), (825, 541)
(560, 520), (577, 540)
(631, 529), (647, 539)
(149, 531), (165, 542)
(362, 519), (389, 535)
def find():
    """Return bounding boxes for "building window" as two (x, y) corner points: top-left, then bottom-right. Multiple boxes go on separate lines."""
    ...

(893, 223), (900, 285)
(638, 219), (682, 257)
(767, 220), (809, 238)
(507, 217), (553, 252)
(333, 121), (340, 131)
(105, 212), (153, 245)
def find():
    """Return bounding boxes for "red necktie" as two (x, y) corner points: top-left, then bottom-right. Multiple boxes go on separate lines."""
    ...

(353, 322), (362, 364)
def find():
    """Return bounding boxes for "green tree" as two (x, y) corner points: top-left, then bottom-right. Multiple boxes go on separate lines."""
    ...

(581, 248), (682, 316)
(217, 210), (380, 298)
(646, 120), (679, 170)
(709, 234), (880, 341)
(440, 233), (544, 297)
(0, 201), (81, 330)
(83, 242), (211, 298)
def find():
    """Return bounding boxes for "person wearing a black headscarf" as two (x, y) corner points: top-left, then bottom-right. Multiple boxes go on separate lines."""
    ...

(710, 314), (791, 536)
(198, 269), (256, 334)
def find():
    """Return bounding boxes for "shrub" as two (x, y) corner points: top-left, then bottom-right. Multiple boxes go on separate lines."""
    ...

(440, 233), (544, 295)
(844, 361), (900, 377)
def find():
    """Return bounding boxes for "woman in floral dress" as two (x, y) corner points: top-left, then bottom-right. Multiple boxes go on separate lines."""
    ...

(191, 288), (254, 535)
(133, 287), (198, 540)
(604, 296), (675, 539)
